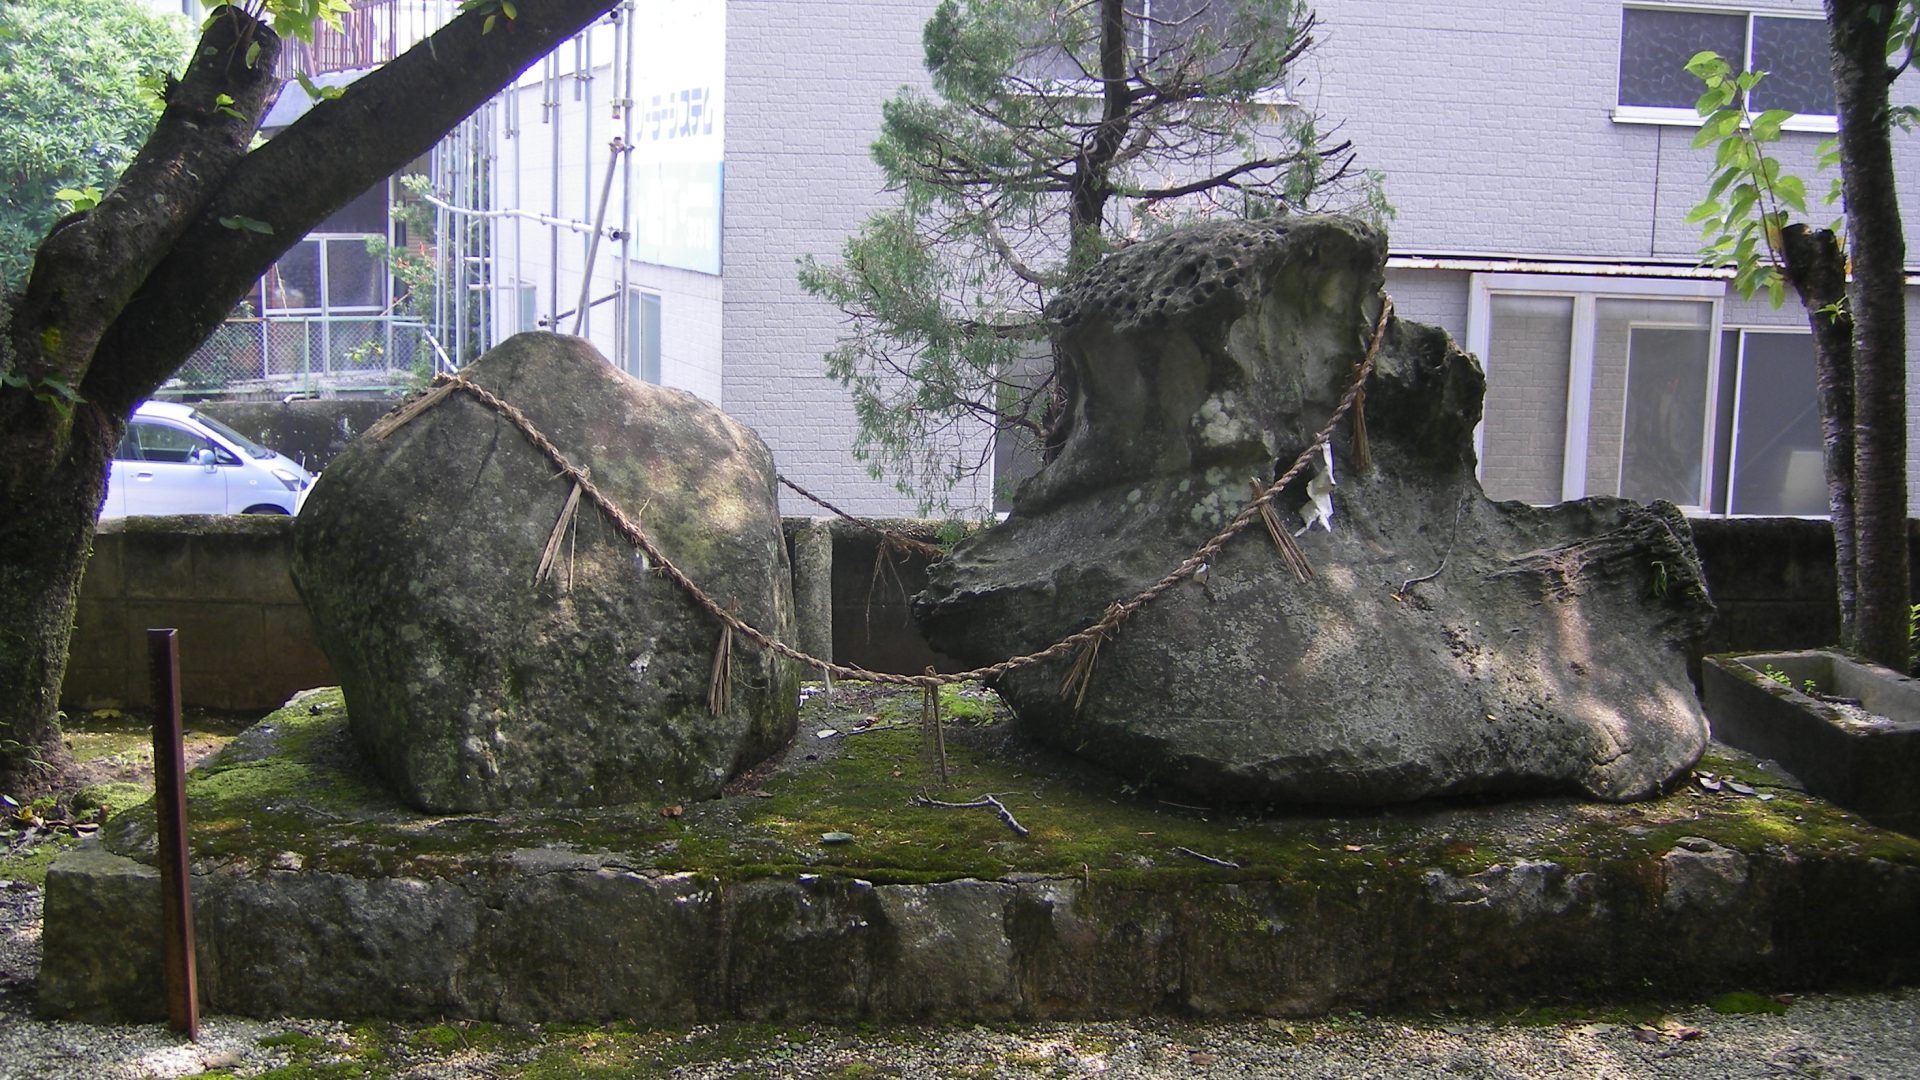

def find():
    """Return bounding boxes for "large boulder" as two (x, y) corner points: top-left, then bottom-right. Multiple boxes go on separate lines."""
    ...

(292, 333), (798, 812)
(915, 217), (1712, 806)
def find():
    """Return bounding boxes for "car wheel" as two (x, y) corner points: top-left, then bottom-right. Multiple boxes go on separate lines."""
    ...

(242, 504), (291, 515)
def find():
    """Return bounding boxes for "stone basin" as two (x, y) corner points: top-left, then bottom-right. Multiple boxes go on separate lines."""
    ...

(41, 683), (1920, 1024)
(1701, 650), (1920, 832)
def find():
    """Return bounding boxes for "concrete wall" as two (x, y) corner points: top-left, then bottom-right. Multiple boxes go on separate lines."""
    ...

(1691, 517), (1920, 660)
(197, 398), (398, 472)
(64, 517), (330, 713)
(64, 515), (1916, 713)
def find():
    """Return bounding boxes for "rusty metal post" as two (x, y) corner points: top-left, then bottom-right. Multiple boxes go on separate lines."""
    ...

(147, 628), (199, 1039)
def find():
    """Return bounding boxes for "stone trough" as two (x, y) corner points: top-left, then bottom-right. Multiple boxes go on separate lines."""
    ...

(1701, 650), (1920, 832)
(41, 684), (1920, 1024)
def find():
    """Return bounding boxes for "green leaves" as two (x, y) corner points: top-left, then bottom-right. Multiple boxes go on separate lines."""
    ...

(0, 0), (191, 289)
(294, 72), (345, 103)
(213, 92), (243, 120)
(52, 186), (102, 213)
(217, 215), (274, 235)
(1685, 53), (1835, 311)
(0, 373), (84, 419)
(458, 0), (517, 35)
(257, 0), (352, 45)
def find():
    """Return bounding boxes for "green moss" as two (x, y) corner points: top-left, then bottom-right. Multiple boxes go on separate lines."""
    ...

(0, 836), (76, 885)
(73, 781), (149, 819)
(243, 1065), (377, 1080)
(257, 1031), (332, 1053)
(102, 683), (1920, 908)
(1711, 990), (1791, 1015)
(517, 1022), (799, 1079)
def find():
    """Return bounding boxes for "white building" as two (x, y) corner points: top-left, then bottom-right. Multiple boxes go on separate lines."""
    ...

(167, 0), (1920, 519)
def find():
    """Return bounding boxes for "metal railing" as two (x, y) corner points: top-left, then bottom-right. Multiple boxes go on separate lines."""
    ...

(163, 314), (441, 399)
(274, 0), (449, 80)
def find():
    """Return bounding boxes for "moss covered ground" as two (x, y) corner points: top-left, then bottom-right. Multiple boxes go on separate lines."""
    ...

(93, 682), (1920, 893)
(0, 706), (251, 885)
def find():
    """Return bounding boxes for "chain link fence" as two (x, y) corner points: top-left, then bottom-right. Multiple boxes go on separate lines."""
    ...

(161, 315), (451, 400)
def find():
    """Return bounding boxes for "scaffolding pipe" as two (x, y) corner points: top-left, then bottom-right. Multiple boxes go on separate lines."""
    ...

(573, 138), (629, 336)
(546, 52), (560, 330)
(617, 0), (634, 375)
(453, 115), (469, 364)
(577, 30), (595, 337)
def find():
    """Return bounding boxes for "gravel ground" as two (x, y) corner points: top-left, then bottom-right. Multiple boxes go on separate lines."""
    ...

(2, 877), (1916, 1079)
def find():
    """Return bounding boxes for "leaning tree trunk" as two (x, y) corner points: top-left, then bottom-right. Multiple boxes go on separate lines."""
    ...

(1826, 0), (1911, 671)
(1779, 223), (1859, 642)
(0, 0), (619, 792)
(0, 404), (112, 793)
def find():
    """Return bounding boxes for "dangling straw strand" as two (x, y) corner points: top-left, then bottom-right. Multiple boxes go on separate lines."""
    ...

(1350, 298), (1391, 474)
(922, 668), (948, 784)
(366, 378), (460, 441)
(708, 619), (734, 716)
(534, 480), (585, 588)
(1252, 479), (1315, 583)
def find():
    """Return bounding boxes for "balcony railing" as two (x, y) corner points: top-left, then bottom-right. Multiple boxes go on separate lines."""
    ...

(164, 314), (443, 400)
(275, 0), (451, 79)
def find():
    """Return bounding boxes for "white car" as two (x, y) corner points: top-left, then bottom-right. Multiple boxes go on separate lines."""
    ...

(100, 400), (316, 519)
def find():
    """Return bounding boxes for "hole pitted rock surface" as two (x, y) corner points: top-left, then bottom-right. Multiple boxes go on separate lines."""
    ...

(916, 216), (1713, 806)
(291, 333), (798, 813)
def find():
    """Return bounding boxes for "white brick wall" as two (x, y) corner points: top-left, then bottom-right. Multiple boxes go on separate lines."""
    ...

(702, 0), (1918, 516)
(720, 1), (960, 517)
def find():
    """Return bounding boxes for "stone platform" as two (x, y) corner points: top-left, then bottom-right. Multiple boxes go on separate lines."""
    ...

(41, 685), (1920, 1024)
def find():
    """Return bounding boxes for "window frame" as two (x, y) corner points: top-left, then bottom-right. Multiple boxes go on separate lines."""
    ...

(1611, 5), (1837, 133)
(1721, 324), (1829, 517)
(1467, 273), (1728, 512)
(624, 287), (662, 384)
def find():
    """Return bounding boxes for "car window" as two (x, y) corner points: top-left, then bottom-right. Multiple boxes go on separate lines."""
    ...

(114, 427), (140, 461)
(130, 421), (212, 463)
(190, 412), (274, 459)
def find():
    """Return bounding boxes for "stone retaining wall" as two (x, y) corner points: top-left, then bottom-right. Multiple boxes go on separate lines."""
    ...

(61, 516), (1920, 711)
(65, 516), (329, 712)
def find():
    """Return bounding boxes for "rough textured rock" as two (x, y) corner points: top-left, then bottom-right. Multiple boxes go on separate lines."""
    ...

(291, 333), (797, 811)
(915, 216), (1713, 805)
(39, 839), (1920, 1023)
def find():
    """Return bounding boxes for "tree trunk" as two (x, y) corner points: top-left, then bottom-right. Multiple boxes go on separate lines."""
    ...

(1779, 223), (1858, 642)
(0, 402), (114, 792)
(1826, 0), (1911, 670)
(0, 0), (619, 793)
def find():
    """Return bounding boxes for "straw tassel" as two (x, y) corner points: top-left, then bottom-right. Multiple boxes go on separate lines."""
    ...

(1252, 479), (1315, 583)
(1059, 603), (1125, 710)
(534, 480), (585, 589)
(1350, 382), (1372, 474)
(366, 378), (460, 441)
(708, 620), (734, 717)
(922, 668), (948, 785)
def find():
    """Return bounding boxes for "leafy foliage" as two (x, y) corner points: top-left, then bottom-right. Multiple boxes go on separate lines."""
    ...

(800, 0), (1385, 507)
(1683, 51), (1823, 310)
(0, 0), (190, 291)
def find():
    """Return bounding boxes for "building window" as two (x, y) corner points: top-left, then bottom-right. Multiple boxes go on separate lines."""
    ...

(1721, 329), (1826, 515)
(1469, 274), (1824, 516)
(624, 288), (661, 384)
(1616, 6), (1835, 126)
(1471, 276), (1726, 510)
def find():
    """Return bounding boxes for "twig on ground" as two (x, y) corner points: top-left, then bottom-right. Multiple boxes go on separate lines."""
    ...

(912, 793), (1031, 838)
(1172, 845), (1240, 869)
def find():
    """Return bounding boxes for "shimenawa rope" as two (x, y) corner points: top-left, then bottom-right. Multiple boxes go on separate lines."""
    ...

(375, 298), (1393, 692)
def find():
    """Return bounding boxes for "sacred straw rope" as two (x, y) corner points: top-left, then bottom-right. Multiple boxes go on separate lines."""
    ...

(389, 297), (1393, 691)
